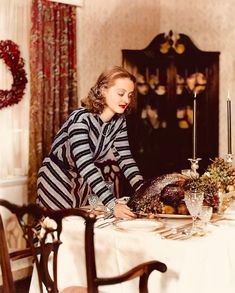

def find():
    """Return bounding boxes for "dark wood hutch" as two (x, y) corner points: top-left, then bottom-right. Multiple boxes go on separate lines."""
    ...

(122, 31), (220, 181)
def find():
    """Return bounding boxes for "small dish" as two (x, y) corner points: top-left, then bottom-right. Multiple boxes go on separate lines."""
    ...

(114, 219), (164, 232)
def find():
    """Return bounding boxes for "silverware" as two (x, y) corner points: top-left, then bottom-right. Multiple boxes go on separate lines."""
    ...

(95, 217), (116, 229)
(160, 215), (230, 240)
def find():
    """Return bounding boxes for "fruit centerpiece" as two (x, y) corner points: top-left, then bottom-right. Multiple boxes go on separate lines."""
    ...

(185, 157), (235, 212)
(128, 157), (235, 215)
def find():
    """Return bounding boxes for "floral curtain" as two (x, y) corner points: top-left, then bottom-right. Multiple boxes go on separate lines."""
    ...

(28, 0), (78, 203)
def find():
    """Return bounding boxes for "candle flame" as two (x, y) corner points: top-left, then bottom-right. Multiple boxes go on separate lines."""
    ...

(228, 91), (230, 101)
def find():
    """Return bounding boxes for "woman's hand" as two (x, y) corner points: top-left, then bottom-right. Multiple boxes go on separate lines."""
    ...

(113, 203), (136, 219)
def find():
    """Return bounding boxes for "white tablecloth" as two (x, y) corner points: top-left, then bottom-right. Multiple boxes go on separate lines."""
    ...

(30, 202), (235, 293)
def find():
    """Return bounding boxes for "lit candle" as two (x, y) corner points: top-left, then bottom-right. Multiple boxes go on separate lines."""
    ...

(227, 93), (232, 154)
(192, 92), (197, 159)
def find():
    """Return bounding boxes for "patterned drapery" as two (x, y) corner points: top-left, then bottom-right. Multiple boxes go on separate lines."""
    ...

(28, 0), (78, 203)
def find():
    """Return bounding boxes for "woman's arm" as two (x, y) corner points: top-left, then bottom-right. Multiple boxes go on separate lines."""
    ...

(68, 119), (137, 219)
(112, 119), (144, 192)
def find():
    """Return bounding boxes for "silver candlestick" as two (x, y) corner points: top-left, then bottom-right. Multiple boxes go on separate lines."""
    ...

(188, 158), (201, 178)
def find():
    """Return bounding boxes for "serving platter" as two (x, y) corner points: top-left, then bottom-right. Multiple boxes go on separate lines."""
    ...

(156, 213), (191, 219)
(134, 210), (191, 219)
(114, 218), (164, 232)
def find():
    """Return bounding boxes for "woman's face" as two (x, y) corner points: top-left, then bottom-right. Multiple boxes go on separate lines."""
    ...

(102, 78), (135, 119)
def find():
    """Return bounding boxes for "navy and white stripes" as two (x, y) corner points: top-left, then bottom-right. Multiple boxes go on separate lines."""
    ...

(37, 108), (143, 210)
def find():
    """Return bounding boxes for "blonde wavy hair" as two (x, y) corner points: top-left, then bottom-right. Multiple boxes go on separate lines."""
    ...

(82, 66), (136, 114)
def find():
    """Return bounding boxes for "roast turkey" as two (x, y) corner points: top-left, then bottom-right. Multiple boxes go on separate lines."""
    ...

(128, 173), (189, 215)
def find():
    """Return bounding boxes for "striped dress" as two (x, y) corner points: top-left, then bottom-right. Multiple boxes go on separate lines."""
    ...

(37, 108), (144, 210)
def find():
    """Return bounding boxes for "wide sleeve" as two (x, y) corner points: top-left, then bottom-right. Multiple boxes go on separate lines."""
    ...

(112, 119), (144, 192)
(68, 120), (115, 208)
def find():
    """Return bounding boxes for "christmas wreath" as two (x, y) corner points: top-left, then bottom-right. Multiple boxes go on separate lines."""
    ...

(0, 40), (28, 109)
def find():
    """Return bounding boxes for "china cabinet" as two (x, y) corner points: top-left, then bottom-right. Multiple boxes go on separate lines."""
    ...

(122, 31), (220, 179)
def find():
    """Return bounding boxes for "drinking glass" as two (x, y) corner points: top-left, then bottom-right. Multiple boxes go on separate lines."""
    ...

(199, 205), (213, 223)
(105, 181), (114, 194)
(88, 181), (114, 212)
(104, 181), (115, 216)
(198, 205), (213, 233)
(184, 191), (204, 235)
(88, 194), (99, 211)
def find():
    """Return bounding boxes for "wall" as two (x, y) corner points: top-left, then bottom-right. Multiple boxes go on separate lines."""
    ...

(0, 0), (234, 204)
(77, 0), (235, 158)
(77, 0), (161, 98)
(0, 0), (30, 249)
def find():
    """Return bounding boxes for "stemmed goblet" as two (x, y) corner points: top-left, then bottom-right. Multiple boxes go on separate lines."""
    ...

(88, 194), (99, 212)
(88, 181), (114, 214)
(104, 181), (115, 217)
(184, 190), (204, 235)
(198, 205), (213, 234)
(105, 181), (114, 194)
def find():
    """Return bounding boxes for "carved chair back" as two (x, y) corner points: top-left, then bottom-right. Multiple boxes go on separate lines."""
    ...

(0, 199), (167, 293)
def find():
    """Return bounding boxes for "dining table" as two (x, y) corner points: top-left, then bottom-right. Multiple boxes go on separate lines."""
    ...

(29, 200), (235, 293)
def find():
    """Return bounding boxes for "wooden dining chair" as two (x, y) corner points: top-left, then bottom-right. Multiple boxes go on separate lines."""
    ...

(0, 199), (62, 293)
(96, 159), (121, 197)
(0, 211), (33, 293)
(0, 199), (167, 293)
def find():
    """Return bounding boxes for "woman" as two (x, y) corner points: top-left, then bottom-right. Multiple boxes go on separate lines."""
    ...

(37, 66), (144, 219)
